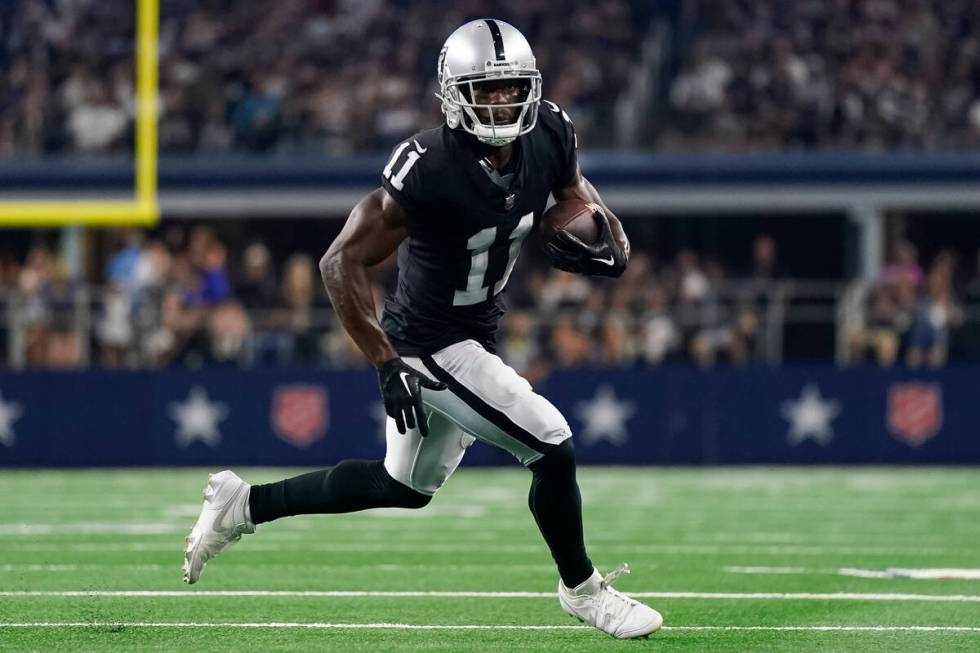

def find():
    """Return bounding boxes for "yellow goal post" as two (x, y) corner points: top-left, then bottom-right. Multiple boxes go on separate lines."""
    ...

(0, 0), (159, 227)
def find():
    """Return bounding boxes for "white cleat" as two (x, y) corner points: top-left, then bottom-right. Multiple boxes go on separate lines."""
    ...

(558, 563), (663, 639)
(182, 470), (255, 584)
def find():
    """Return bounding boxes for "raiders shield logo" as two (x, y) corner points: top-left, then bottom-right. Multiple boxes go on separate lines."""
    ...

(886, 382), (942, 447)
(271, 384), (328, 448)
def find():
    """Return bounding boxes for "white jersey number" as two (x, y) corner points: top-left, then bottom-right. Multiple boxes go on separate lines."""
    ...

(383, 140), (427, 191)
(453, 212), (534, 306)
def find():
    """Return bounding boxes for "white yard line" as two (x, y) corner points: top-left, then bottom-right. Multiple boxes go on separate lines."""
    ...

(724, 566), (980, 580)
(668, 626), (980, 632)
(2, 591), (979, 602)
(0, 565), (163, 572)
(0, 563), (555, 573)
(840, 568), (980, 580)
(724, 566), (821, 575)
(0, 539), (954, 555)
(0, 622), (978, 633)
(0, 523), (183, 535)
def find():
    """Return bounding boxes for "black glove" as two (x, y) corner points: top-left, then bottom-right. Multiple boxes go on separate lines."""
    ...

(543, 208), (628, 278)
(378, 358), (447, 436)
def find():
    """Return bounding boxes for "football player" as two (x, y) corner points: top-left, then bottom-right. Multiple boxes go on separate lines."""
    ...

(184, 19), (662, 639)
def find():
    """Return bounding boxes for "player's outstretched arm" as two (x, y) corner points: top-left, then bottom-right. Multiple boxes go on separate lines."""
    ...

(553, 163), (631, 265)
(320, 189), (446, 435)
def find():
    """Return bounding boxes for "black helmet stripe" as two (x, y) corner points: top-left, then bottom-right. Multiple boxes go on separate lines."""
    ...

(484, 19), (506, 61)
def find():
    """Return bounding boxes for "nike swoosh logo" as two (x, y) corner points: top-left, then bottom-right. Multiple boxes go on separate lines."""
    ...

(413, 140), (427, 154)
(592, 256), (615, 266)
(209, 483), (247, 533)
(398, 372), (413, 394)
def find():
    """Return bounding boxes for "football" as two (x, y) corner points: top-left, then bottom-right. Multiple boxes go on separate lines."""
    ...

(539, 199), (603, 245)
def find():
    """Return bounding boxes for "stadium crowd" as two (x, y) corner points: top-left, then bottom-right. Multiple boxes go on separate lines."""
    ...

(0, 0), (642, 157)
(849, 241), (980, 368)
(5, 0), (980, 156)
(3, 0), (980, 373)
(3, 226), (980, 374)
(660, 0), (980, 151)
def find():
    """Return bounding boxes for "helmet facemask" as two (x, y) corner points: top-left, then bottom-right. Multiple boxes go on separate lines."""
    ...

(438, 66), (542, 147)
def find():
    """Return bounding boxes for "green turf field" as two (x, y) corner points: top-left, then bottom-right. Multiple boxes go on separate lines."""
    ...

(1, 467), (979, 651)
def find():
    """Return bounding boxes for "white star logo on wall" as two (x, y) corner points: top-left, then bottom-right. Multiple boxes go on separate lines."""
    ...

(0, 390), (24, 447)
(781, 384), (841, 447)
(574, 385), (636, 446)
(169, 386), (228, 448)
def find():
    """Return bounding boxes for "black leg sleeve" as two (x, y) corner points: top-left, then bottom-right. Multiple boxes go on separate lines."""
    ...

(248, 459), (431, 525)
(527, 439), (594, 588)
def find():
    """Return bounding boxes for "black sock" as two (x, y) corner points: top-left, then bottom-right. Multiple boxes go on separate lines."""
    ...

(248, 460), (431, 525)
(527, 440), (594, 588)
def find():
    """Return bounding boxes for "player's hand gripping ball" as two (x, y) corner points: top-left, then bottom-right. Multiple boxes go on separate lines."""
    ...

(540, 200), (627, 277)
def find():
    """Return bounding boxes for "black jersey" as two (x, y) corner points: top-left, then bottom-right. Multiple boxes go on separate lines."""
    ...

(380, 101), (578, 355)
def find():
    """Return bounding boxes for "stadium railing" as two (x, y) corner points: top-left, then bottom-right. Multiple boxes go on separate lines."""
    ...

(0, 280), (929, 370)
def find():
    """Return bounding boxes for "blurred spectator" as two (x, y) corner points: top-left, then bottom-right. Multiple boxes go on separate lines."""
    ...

(18, 247), (54, 367)
(499, 310), (548, 384)
(97, 284), (133, 368)
(550, 314), (592, 368)
(674, 249), (709, 304)
(668, 249), (709, 350)
(206, 301), (249, 366)
(849, 284), (905, 367)
(595, 313), (637, 366)
(638, 286), (680, 364)
(750, 235), (778, 283)
(44, 260), (81, 368)
(848, 240), (924, 366)
(735, 234), (779, 362)
(500, 311), (536, 364)
(99, 232), (138, 368)
(880, 241), (923, 289)
(539, 270), (592, 314)
(688, 260), (734, 367)
(282, 254), (319, 363)
(198, 241), (232, 306)
(133, 239), (173, 363)
(67, 83), (129, 153)
(230, 73), (285, 153)
(238, 242), (291, 365)
(238, 243), (279, 313)
(906, 253), (963, 368)
(106, 230), (143, 289)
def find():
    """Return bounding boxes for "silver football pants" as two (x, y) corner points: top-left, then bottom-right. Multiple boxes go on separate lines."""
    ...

(383, 339), (572, 495)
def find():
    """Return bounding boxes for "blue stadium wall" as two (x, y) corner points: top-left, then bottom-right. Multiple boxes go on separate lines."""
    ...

(0, 367), (974, 466)
(8, 152), (980, 191)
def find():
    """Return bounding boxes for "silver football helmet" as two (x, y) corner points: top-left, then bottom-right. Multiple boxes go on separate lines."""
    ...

(436, 19), (542, 147)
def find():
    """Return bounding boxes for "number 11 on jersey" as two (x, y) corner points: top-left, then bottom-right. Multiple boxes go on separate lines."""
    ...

(453, 212), (534, 306)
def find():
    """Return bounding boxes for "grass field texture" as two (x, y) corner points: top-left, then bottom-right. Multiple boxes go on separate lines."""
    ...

(1, 466), (979, 651)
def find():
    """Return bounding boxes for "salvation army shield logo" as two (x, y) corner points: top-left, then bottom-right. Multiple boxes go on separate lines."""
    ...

(271, 385), (328, 448)
(886, 382), (942, 447)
